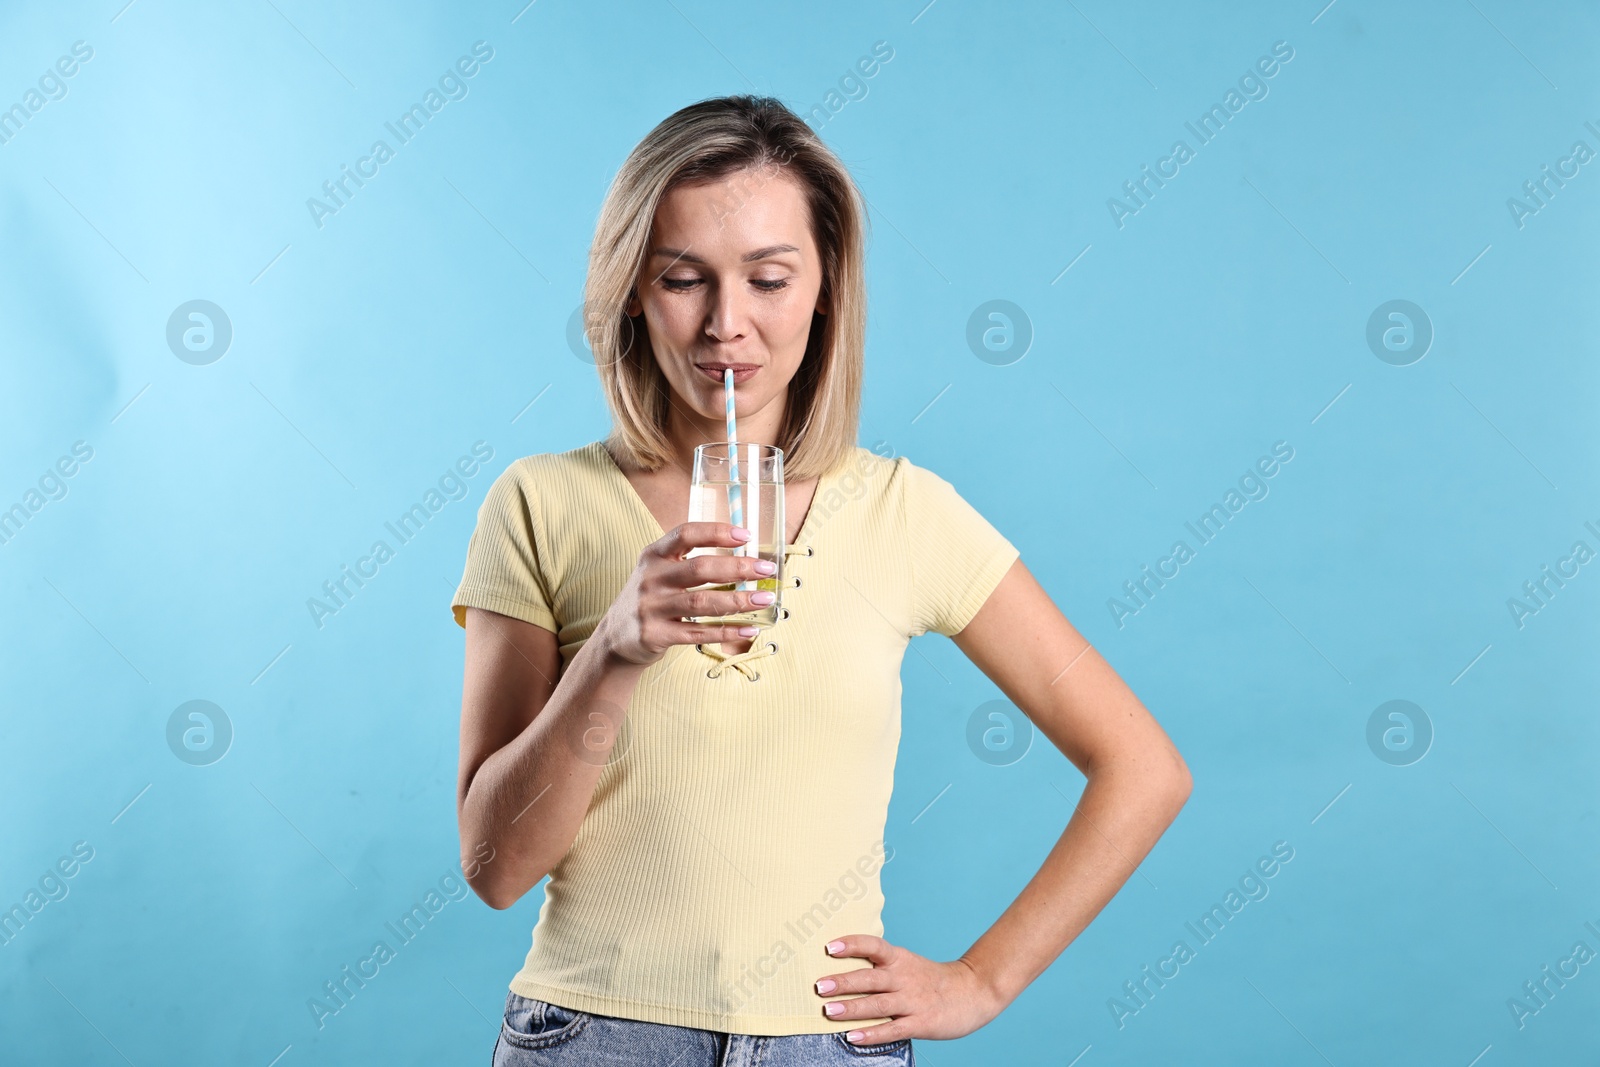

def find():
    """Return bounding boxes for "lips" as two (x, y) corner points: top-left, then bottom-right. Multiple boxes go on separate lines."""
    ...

(695, 363), (760, 384)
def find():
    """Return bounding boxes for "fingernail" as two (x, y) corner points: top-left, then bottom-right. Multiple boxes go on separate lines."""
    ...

(751, 591), (775, 605)
(815, 978), (836, 994)
(846, 1031), (865, 1043)
(732, 527), (752, 541)
(826, 940), (845, 955)
(754, 559), (776, 574)
(825, 1003), (844, 1016)
(737, 626), (759, 637)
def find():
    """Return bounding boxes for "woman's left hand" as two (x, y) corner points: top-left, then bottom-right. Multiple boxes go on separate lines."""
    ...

(813, 934), (1005, 1044)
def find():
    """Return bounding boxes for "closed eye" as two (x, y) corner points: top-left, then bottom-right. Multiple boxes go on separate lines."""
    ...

(662, 278), (790, 292)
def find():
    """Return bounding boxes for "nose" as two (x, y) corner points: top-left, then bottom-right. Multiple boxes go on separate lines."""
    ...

(703, 280), (748, 344)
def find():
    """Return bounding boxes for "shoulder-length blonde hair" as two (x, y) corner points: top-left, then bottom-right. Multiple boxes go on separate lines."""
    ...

(585, 94), (867, 483)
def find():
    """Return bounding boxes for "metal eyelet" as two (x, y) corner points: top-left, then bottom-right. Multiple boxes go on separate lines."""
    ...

(747, 671), (760, 682)
(779, 607), (791, 620)
(805, 546), (814, 557)
(766, 642), (778, 654)
(695, 643), (704, 652)
(706, 668), (718, 679)
(791, 575), (802, 589)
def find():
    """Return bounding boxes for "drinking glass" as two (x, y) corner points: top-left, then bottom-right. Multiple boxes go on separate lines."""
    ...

(684, 441), (784, 629)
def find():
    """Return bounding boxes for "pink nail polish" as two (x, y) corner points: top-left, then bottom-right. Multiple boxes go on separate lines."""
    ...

(825, 1003), (843, 1016)
(815, 979), (835, 994)
(846, 1030), (864, 1043)
(826, 940), (845, 955)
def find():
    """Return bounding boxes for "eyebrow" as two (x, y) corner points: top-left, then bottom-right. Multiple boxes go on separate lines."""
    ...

(650, 244), (800, 265)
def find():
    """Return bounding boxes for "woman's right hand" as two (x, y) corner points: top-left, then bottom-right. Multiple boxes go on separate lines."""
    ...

(599, 522), (778, 667)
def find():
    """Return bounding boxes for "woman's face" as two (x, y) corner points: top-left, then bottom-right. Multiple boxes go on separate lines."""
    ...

(627, 167), (827, 428)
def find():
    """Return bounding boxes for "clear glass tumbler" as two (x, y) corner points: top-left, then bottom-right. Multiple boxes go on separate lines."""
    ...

(684, 441), (785, 629)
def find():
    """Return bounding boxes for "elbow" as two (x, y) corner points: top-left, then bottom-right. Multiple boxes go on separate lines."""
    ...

(469, 870), (525, 911)
(1085, 741), (1192, 809)
(1165, 751), (1194, 811)
(458, 800), (563, 911)
(463, 850), (547, 911)
(1172, 768), (1193, 810)
(481, 886), (519, 911)
(460, 838), (516, 910)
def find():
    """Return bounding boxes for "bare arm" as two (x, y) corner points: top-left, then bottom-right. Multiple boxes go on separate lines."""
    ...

(455, 606), (646, 909)
(455, 521), (776, 909)
(814, 557), (1191, 1041)
(949, 557), (1192, 1005)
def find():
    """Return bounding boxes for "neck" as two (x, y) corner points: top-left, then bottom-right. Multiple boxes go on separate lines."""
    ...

(659, 391), (786, 476)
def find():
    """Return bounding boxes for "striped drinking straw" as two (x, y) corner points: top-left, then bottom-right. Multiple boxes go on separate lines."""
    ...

(724, 368), (754, 591)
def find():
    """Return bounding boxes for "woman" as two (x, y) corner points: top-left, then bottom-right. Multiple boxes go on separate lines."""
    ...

(452, 95), (1191, 1065)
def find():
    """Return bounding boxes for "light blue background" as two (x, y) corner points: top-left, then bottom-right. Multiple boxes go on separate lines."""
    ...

(2, 0), (1596, 1063)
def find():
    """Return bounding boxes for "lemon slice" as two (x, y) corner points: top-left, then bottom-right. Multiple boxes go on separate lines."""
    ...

(704, 577), (780, 592)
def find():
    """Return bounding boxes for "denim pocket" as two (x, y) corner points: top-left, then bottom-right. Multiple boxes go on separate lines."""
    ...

(499, 991), (590, 1051)
(829, 1030), (912, 1061)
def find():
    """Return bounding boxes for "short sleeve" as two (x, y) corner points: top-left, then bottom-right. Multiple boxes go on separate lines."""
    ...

(450, 460), (558, 633)
(900, 459), (1021, 637)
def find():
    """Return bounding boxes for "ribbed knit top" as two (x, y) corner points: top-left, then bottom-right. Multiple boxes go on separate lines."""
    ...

(449, 440), (1019, 1035)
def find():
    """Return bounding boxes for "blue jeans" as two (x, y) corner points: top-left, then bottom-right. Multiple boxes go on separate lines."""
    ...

(493, 991), (916, 1066)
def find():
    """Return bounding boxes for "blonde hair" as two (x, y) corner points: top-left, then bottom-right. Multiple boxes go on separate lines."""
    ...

(585, 95), (867, 483)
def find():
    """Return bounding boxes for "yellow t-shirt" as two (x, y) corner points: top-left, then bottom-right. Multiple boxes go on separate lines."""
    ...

(450, 440), (1019, 1036)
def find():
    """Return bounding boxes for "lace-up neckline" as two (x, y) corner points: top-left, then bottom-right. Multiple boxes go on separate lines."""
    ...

(696, 543), (812, 681)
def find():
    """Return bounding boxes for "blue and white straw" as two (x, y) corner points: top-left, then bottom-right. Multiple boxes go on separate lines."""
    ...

(724, 368), (754, 590)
